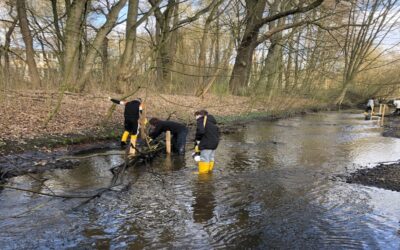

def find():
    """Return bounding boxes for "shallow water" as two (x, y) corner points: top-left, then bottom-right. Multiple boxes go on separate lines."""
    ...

(1, 112), (400, 249)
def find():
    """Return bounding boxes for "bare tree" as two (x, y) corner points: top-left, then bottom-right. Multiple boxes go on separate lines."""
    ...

(62, 0), (89, 90)
(16, 0), (41, 86)
(77, 0), (128, 91)
(334, 0), (400, 105)
(228, 0), (325, 95)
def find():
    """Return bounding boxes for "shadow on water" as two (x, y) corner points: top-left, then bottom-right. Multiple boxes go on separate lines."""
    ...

(1, 112), (400, 248)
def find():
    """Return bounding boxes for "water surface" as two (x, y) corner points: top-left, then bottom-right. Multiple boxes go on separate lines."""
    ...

(1, 112), (400, 249)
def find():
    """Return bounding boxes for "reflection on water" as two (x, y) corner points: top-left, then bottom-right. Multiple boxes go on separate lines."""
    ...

(192, 174), (216, 223)
(1, 112), (400, 248)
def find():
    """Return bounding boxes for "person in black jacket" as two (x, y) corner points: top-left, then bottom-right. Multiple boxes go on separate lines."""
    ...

(194, 110), (219, 174)
(149, 118), (188, 155)
(109, 97), (143, 149)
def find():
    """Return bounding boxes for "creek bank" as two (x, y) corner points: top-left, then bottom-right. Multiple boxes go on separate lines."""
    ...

(0, 107), (327, 182)
(346, 163), (400, 192)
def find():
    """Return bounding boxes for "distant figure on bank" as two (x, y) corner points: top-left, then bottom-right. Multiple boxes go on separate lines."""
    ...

(194, 110), (219, 174)
(148, 118), (188, 155)
(365, 98), (375, 113)
(393, 99), (400, 115)
(109, 97), (143, 149)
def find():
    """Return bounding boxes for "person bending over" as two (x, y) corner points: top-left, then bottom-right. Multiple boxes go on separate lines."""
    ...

(149, 118), (188, 155)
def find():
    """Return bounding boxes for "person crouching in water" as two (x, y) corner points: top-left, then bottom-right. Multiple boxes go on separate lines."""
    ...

(109, 97), (143, 151)
(148, 118), (188, 155)
(194, 110), (219, 174)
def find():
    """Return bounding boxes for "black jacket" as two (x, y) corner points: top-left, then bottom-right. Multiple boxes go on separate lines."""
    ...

(124, 100), (141, 120)
(149, 120), (188, 139)
(195, 115), (219, 150)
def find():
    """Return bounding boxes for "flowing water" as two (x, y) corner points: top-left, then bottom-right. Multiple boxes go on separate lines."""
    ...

(1, 112), (400, 249)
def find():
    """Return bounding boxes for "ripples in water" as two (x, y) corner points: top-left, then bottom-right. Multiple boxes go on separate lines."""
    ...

(1, 112), (400, 248)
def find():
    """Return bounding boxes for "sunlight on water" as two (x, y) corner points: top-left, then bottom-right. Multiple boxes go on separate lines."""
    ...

(1, 112), (400, 248)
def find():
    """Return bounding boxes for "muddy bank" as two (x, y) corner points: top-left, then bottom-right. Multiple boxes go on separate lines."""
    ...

(0, 125), (120, 156)
(346, 163), (400, 192)
(0, 103), (327, 156)
(0, 107), (328, 182)
(0, 141), (123, 182)
(0, 89), (326, 154)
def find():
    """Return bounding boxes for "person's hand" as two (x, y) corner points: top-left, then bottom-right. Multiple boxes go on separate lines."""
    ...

(108, 96), (111, 101)
(192, 152), (201, 162)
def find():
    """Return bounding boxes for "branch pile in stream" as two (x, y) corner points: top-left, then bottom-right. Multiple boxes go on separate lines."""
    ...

(110, 140), (166, 177)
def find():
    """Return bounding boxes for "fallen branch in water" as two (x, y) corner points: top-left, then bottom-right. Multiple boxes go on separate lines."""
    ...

(0, 184), (103, 199)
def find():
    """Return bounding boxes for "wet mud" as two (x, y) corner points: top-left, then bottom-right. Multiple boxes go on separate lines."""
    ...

(346, 163), (400, 192)
(0, 141), (121, 182)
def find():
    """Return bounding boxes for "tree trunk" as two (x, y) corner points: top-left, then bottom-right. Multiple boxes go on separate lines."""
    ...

(63, 0), (88, 89)
(228, 0), (267, 95)
(77, 0), (127, 91)
(117, 0), (139, 83)
(16, 0), (41, 87)
(2, 18), (17, 83)
(198, 0), (220, 86)
(166, 2), (180, 89)
(335, 83), (350, 106)
(102, 37), (109, 83)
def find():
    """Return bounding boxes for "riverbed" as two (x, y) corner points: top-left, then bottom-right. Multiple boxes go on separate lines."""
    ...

(1, 112), (400, 249)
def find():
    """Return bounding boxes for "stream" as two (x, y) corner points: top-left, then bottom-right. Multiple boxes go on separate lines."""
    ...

(1, 111), (400, 249)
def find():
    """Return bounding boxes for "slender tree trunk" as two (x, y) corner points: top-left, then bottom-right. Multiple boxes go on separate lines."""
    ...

(166, 2), (180, 89)
(198, 0), (220, 86)
(102, 37), (109, 83)
(16, 0), (41, 87)
(2, 19), (17, 83)
(117, 0), (139, 83)
(63, 0), (88, 89)
(77, 0), (127, 91)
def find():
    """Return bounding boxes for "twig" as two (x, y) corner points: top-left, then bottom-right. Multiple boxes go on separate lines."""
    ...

(0, 184), (101, 199)
(58, 152), (126, 160)
(26, 173), (56, 195)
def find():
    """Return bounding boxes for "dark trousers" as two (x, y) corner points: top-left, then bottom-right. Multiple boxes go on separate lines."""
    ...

(171, 128), (188, 155)
(124, 119), (139, 135)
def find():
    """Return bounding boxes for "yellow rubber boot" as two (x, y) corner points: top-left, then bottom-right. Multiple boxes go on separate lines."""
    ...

(209, 161), (214, 172)
(121, 131), (129, 144)
(198, 161), (210, 174)
(129, 134), (137, 156)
